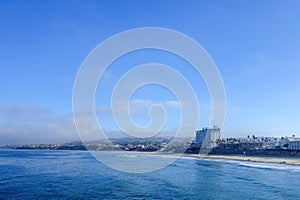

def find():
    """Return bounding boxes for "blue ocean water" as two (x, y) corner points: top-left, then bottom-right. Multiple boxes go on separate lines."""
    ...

(1, 150), (300, 199)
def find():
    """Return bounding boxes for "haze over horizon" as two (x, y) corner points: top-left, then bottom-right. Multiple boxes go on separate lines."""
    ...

(1, 0), (300, 145)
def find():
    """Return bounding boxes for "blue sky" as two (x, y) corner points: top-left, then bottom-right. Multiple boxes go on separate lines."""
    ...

(0, 0), (300, 144)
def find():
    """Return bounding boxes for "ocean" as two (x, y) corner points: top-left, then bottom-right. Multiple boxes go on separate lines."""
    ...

(1, 149), (300, 199)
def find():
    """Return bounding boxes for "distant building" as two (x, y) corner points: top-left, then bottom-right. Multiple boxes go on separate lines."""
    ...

(218, 142), (263, 150)
(280, 137), (299, 149)
(196, 126), (221, 149)
(288, 141), (300, 150)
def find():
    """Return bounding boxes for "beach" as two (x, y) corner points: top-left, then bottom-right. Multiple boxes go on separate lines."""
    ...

(196, 154), (300, 165)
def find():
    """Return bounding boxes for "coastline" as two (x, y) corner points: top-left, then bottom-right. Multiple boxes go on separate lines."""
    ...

(189, 154), (300, 165)
(111, 150), (300, 165)
(3, 148), (300, 165)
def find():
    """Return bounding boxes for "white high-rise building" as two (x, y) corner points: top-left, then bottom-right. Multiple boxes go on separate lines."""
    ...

(196, 126), (221, 149)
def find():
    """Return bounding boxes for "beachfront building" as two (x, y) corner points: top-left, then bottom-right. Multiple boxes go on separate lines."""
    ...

(288, 141), (300, 150)
(280, 137), (299, 149)
(196, 126), (221, 149)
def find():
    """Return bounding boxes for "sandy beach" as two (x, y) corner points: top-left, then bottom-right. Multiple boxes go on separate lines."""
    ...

(193, 154), (300, 165)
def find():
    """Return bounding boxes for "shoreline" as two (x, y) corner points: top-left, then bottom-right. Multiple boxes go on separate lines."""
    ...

(184, 154), (300, 165)
(123, 151), (300, 165)
(3, 148), (300, 165)
(100, 150), (300, 165)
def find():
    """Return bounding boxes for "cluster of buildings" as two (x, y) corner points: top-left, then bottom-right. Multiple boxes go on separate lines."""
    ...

(6, 137), (193, 153)
(4, 127), (300, 154)
(287, 139), (300, 150)
(195, 126), (300, 151)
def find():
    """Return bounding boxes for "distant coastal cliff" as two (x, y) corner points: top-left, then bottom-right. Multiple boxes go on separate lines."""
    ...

(2, 139), (300, 158)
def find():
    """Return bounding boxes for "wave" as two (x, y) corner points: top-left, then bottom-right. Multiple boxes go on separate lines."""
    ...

(90, 151), (300, 172)
(237, 162), (300, 172)
(117, 153), (138, 158)
(204, 158), (300, 172)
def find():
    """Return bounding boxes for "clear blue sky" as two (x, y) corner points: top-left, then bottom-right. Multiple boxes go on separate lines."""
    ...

(0, 0), (300, 144)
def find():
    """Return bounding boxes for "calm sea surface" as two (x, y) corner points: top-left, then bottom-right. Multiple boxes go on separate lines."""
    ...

(1, 149), (300, 199)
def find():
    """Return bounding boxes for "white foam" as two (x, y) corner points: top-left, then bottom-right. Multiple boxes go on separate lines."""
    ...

(236, 161), (300, 172)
